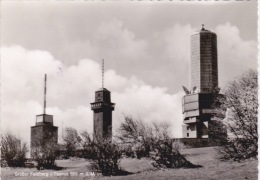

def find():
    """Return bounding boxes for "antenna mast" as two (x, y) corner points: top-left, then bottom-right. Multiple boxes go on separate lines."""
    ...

(102, 59), (104, 88)
(44, 74), (47, 114)
(62, 121), (64, 139)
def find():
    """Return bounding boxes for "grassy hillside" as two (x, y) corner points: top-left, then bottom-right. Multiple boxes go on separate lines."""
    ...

(1, 147), (257, 180)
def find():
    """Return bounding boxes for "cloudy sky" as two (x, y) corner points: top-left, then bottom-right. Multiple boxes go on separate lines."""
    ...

(1, 1), (257, 146)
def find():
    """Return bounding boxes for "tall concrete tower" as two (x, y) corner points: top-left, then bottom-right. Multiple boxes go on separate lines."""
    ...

(182, 25), (222, 138)
(191, 24), (218, 93)
(91, 60), (115, 141)
(31, 74), (58, 157)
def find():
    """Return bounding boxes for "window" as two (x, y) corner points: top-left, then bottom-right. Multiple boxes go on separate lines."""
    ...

(187, 133), (189, 137)
(187, 126), (189, 130)
(97, 93), (101, 101)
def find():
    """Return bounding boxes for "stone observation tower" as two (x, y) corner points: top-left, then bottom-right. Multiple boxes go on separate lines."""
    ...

(31, 74), (58, 157)
(91, 60), (115, 141)
(182, 25), (222, 138)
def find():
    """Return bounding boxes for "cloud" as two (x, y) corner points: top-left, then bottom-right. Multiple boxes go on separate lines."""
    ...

(147, 24), (195, 88)
(215, 23), (257, 88)
(1, 100), (42, 142)
(1, 22), (257, 150)
(143, 22), (257, 91)
(95, 19), (148, 60)
(1, 46), (184, 150)
(47, 105), (93, 142)
(113, 86), (184, 137)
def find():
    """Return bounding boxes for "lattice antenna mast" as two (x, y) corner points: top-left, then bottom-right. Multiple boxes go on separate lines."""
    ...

(43, 74), (47, 114)
(102, 59), (104, 88)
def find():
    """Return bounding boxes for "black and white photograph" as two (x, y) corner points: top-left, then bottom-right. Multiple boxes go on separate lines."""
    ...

(1, 1), (258, 179)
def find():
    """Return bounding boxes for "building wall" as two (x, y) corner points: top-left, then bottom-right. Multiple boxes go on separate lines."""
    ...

(183, 121), (210, 138)
(191, 31), (218, 93)
(183, 123), (197, 138)
(200, 32), (218, 92)
(93, 111), (104, 140)
(93, 109), (112, 140)
(189, 123), (197, 138)
(95, 90), (111, 102)
(31, 126), (44, 151)
(103, 109), (112, 138)
(31, 125), (58, 158)
(183, 28), (221, 139)
(92, 89), (114, 141)
(182, 93), (225, 138)
(191, 34), (200, 91)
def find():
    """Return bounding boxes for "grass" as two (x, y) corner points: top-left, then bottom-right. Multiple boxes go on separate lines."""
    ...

(1, 147), (258, 180)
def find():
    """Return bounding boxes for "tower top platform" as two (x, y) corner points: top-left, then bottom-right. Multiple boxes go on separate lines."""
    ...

(35, 114), (54, 126)
(96, 88), (110, 92)
(191, 26), (216, 36)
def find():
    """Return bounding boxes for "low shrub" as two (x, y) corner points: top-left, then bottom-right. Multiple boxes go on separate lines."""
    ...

(90, 139), (123, 176)
(1, 133), (28, 167)
(151, 139), (200, 168)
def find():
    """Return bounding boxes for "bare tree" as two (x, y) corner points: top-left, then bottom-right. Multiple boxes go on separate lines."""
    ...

(80, 130), (94, 159)
(31, 126), (59, 169)
(215, 69), (258, 161)
(1, 133), (28, 167)
(62, 127), (80, 158)
(90, 138), (123, 176)
(118, 115), (200, 168)
(150, 123), (199, 168)
(77, 130), (123, 176)
(117, 115), (153, 158)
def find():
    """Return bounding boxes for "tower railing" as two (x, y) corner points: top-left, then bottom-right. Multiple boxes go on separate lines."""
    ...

(90, 102), (115, 110)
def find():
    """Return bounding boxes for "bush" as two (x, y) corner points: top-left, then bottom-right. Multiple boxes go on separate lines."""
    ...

(117, 115), (155, 158)
(33, 143), (60, 170)
(80, 131), (96, 159)
(214, 69), (258, 161)
(62, 127), (81, 158)
(1, 133), (28, 167)
(118, 116), (200, 168)
(150, 124), (199, 168)
(31, 127), (59, 169)
(90, 138), (123, 176)
(122, 145), (135, 158)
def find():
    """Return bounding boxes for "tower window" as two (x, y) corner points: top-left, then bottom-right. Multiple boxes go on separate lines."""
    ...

(97, 93), (101, 101)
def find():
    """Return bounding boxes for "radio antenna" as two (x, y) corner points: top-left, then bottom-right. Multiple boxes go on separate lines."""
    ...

(102, 59), (104, 88)
(43, 74), (47, 114)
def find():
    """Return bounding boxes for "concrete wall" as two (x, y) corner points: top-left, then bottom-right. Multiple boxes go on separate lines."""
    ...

(200, 32), (218, 93)
(191, 33), (201, 91)
(191, 30), (218, 93)
(183, 123), (197, 138)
